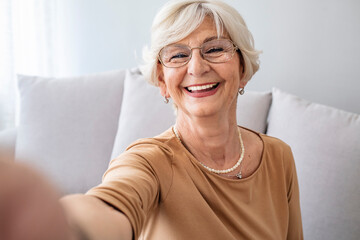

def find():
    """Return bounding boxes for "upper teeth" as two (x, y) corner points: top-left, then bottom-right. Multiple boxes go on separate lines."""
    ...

(187, 83), (217, 91)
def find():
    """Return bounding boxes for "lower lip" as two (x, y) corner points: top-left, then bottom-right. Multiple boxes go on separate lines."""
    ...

(184, 83), (220, 98)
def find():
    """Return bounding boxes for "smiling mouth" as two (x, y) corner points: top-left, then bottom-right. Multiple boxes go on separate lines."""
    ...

(185, 83), (220, 93)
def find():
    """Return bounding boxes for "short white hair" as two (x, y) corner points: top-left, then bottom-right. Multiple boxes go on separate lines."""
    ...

(141, 0), (261, 86)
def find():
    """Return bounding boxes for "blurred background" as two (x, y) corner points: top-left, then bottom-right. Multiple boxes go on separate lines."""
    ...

(1, 0), (360, 131)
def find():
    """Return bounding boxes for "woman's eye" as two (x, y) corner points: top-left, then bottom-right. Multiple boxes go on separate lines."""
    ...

(205, 47), (224, 54)
(170, 53), (188, 60)
(173, 53), (188, 58)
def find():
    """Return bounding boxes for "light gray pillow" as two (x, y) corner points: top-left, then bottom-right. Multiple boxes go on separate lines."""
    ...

(111, 68), (272, 159)
(16, 70), (126, 194)
(266, 88), (360, 240)
(110, 68), (176, 159)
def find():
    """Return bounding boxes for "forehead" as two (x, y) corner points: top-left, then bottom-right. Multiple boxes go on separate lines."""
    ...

(176, 17), (228, 46)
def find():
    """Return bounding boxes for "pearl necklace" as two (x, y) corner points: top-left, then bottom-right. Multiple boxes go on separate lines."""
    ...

(172, 125), (245, 176)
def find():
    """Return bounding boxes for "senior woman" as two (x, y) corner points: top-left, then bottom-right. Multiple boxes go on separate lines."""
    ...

(83, 0), (302, 239)
(0, 0), (302, 240)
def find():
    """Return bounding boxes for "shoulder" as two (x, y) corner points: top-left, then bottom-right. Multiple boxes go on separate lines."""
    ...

(238, 126), (293, 161)
(126, 128), (176, 158)
(106, 129), (177, 192)
(261, 134), (292, 153)
(240, 126), (292, 159)
(112, 128), (178, 171)
(261, 134), (296, 176)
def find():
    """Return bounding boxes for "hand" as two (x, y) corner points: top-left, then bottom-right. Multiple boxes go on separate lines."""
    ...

(0, 162), (72, 240)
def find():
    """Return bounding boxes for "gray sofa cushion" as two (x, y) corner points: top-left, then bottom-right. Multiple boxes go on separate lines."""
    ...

(266, 88), (360, 240)
(111, 68), (272, 158)
(111, 69), (176, 159)
(16, 70), (126, 194)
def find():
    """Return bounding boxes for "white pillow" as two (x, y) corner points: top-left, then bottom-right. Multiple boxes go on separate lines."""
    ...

(16, 70), (126, 194)
(266, 88), (360, 240)
(111, 69), (272, 159)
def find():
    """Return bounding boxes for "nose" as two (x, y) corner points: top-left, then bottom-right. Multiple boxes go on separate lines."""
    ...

(187, 48), (210, 77)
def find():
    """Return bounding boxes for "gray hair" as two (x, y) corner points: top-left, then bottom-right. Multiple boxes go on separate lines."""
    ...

(141, 0), (261, 86)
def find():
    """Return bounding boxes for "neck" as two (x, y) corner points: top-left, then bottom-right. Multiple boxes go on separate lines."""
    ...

(175, 111), (240, 169)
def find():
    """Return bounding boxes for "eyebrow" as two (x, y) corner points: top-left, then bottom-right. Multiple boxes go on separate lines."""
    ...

(169, 36), (228, 48)
(203, 36), (227, 43)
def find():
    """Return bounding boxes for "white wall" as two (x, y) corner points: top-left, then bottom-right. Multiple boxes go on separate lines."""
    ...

(54, 0), (360, 114)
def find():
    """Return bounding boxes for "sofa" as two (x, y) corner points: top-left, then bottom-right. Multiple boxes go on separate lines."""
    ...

(0, 68), (359, 240)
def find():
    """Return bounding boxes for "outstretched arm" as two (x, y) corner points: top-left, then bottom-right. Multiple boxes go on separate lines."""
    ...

(0, 162), (132, 240)
(61, 194), (133, 240)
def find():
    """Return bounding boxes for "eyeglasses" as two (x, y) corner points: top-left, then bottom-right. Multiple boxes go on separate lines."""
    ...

(158, 38), (239, 68)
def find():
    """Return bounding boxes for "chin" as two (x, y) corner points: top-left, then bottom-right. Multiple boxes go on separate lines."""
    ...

(186, 104), (223, 118)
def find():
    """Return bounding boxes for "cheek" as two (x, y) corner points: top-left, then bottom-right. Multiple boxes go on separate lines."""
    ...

(163, 68), (186, 87)
(217, 66), (241, 87)
(219, 56), (242, 85)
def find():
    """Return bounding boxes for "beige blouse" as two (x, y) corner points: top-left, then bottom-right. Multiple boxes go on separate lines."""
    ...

(87, 127), (303, 240)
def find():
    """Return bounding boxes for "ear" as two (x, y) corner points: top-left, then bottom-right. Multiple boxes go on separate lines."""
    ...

(238, 62), (248, 89)
(157, 63), (168, 97)
(239, 79), (248, 90)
